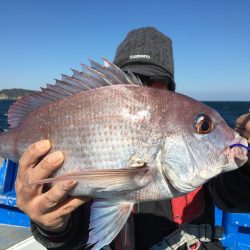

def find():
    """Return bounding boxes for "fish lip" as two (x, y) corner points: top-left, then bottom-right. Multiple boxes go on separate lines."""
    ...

(226, 137), (248, 167)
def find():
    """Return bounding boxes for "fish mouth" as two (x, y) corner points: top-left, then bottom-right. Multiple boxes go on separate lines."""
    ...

(226, 137), (248, 168)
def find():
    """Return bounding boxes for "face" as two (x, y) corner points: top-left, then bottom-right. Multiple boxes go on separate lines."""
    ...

(138, 75), (174, 91)
(160, 93), (248, 193)
(144, 80), (172, 90)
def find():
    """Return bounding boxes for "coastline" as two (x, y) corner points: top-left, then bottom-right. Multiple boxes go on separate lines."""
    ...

(0, 89), (34, 100)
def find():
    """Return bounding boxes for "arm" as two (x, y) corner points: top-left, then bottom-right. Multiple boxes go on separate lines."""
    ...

(15, 140), (90, 249)
(209, 113), (250, 212)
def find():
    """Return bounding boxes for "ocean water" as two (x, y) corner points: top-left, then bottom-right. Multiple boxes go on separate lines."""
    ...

(0, 100), (250, 130)
(204, 101), (250, 128)
(0, 100), (15, 130)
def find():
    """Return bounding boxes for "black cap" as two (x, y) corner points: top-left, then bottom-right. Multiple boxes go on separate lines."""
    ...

(113, 27), (175, 90)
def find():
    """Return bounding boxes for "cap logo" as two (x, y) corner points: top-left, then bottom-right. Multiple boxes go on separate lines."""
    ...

(129, 55), (150, 59)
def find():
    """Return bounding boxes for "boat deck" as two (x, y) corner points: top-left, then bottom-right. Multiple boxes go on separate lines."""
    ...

(0, 225), (45, 250)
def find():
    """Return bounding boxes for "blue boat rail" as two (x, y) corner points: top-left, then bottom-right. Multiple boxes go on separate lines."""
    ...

(215, 207), (250, 249)
(0, 158), (29, 227)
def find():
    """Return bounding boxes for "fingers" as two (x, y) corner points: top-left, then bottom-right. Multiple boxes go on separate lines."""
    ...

(18, 140), (51, 181)
(235, 113), (250, 129)
(15, 140), (90, 233)
(19, 140), (51, 169)
(36, 196), (89, 232)
(31, 181), (88, 231)
(235, 113), (250, 140)
(47, 196), (88, 220)
(16, 150), (64, 197)
(29, 151), (64, 183)
(234, 113), (250, 164)
(17, 175), (89, 232)
(36, 214), (71, 233)
(39, 181), (77, 213)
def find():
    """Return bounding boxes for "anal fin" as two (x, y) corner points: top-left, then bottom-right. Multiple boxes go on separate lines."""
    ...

(87, 199), (134, 250)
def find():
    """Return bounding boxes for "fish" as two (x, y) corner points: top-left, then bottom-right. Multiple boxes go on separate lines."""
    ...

(0, 58), (248, 249)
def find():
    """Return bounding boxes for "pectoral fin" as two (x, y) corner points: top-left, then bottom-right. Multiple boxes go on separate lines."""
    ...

(87, 199), (134, 250)
(28, 166), (150, 192)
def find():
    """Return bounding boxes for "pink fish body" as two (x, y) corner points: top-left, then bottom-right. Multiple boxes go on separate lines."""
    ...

(0, 59), (248, 249)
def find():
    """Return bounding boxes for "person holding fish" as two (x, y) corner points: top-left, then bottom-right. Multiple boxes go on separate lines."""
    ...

(10, 27), (250, 249)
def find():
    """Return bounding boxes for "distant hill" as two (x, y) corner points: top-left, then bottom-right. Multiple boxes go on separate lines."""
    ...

(0, 88), (34, 100)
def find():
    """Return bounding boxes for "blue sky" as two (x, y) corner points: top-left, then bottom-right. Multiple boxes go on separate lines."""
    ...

(0, 0), (249, 101)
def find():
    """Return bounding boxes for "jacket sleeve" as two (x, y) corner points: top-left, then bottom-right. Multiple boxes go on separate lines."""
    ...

(30, 201), (92, 250)
(209, 163), (250, 213)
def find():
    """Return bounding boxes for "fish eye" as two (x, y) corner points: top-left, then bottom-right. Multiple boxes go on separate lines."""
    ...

(195, 114), (213, 134)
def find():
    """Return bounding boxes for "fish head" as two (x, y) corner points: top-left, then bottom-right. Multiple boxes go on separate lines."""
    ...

(161, 93), (248, 193)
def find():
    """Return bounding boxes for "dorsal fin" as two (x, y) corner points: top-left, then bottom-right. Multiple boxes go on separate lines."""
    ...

(8, 59), (142, 129)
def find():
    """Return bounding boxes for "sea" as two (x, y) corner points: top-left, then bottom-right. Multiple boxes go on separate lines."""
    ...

(0, 100), (250, 130)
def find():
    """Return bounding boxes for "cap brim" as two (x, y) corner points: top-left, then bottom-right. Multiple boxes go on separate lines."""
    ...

(121, 63), (174, 79)
(122, 65), (158, 76)
(121, 64), (175, 91)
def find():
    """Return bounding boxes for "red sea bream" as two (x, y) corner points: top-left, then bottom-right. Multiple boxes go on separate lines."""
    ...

(0, 59), (248, 249)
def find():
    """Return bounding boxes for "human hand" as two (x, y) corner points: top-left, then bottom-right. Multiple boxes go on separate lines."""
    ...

(15, 140), (89, 232)
(235, 112), (250, 165)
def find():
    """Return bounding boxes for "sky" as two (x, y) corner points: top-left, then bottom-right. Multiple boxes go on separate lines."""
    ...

(0, 0), (250, 101)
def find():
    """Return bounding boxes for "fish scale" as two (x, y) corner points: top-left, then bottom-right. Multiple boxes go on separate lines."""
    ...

(10, 86), (157, 165)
